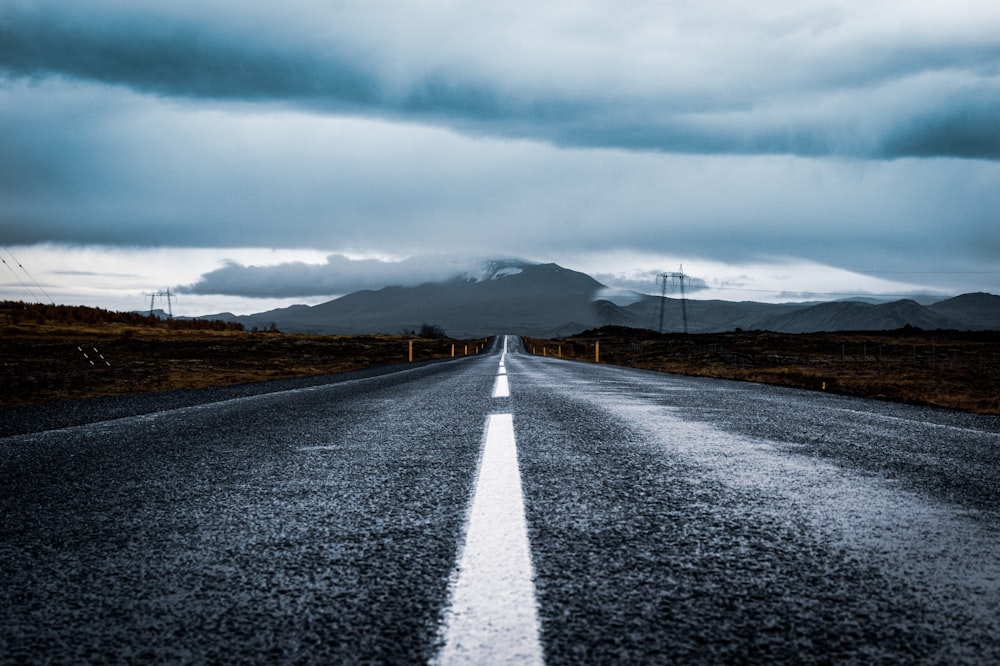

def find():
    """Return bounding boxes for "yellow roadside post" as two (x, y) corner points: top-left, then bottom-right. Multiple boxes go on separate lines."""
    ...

(595, 341), (600, 363)
(451, 344), (455, 358)
(409, 339), (413, 362)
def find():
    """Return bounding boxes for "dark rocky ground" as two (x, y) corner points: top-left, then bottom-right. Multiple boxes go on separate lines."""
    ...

(526, 327), (1000, 414)
(1, 302), (484, 408)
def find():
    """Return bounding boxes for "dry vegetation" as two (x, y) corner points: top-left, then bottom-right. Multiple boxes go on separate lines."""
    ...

(6, 302), (998, 415)
(525, 326), (1000, 415)
(1, 302), (486, 407)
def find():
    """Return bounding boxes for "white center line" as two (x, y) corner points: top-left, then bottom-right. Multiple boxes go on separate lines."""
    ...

(493, 373), (510, 398)
(435, 413), (544, 665)
(495, 338), (510, 396)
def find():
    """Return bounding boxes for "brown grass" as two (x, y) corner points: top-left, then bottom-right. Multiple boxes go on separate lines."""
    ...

(525, 327), (1000, 415)
(1, 302), (487, 407)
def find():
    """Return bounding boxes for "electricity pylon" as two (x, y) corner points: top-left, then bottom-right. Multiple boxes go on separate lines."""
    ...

(146, 288), (174, 319)
(658, 266), (689, 334)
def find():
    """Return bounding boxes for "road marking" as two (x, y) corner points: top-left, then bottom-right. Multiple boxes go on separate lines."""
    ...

(836, 407), (1000, 437)
(493, 373), (510, 398)
(435, 413), (544, 666)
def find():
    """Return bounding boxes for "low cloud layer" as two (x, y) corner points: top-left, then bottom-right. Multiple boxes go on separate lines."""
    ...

(178, 255), (529, 298)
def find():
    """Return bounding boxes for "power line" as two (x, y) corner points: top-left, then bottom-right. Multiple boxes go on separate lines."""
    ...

(1, 244), (55, 304)
(1, 255), (36, 301)
(668, 285), (983, 300)
(770, 270), (1000, 275)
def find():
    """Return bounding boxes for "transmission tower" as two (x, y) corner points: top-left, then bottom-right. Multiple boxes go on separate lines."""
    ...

(658, 266), (689, 334)
(146, 288), (174, 319)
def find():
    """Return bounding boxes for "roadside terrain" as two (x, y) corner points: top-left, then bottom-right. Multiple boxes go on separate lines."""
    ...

(4, 301), (997, 415)
(525, 326), (1000, 415)
(1, 302), (484, 407)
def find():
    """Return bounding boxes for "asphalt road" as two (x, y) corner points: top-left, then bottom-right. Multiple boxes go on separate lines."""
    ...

(2, 336), (999, 664)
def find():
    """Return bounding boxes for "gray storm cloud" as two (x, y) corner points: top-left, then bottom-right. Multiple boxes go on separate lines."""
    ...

(2, 1), (999, 159)
(2, 0), (999, 303)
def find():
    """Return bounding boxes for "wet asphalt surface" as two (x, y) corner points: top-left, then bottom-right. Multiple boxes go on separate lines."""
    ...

(3, 336), (1000, 664)
(1, 356), (494, 664)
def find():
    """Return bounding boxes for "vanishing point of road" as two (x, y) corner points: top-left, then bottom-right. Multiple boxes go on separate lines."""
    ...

(2, 336), (999, 664)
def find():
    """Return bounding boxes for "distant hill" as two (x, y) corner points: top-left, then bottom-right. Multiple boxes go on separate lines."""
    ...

(619, 297), (805, 334)
(928, 293), (1000, 331)
(753, 299), (958, 334)
(195, 261), (1000, 336)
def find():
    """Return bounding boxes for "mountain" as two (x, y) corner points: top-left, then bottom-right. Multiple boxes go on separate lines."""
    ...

(215, 262), (633, 337)
(197, 261), (1000, 336)
(752, 299), (957, 334)
(619, 297), (805, 334)
(753, 293), (1000, 333)
(928, 293), (1000, 331)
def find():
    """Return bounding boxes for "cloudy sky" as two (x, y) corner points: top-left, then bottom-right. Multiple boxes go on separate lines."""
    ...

(2, 0), (999, 315)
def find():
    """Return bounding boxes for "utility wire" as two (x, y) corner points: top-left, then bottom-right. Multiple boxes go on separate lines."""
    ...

(664, 285), (983, 300)
(1, 244), (55, 305)
(1, 255), (37, 301)
(769, 270), (1000, 275)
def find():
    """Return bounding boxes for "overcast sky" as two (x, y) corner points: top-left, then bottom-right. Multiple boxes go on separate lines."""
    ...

(2, 0), (998, 314)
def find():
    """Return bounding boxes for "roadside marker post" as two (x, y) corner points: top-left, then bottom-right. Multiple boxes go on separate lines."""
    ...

(409, 340), (413, 362)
